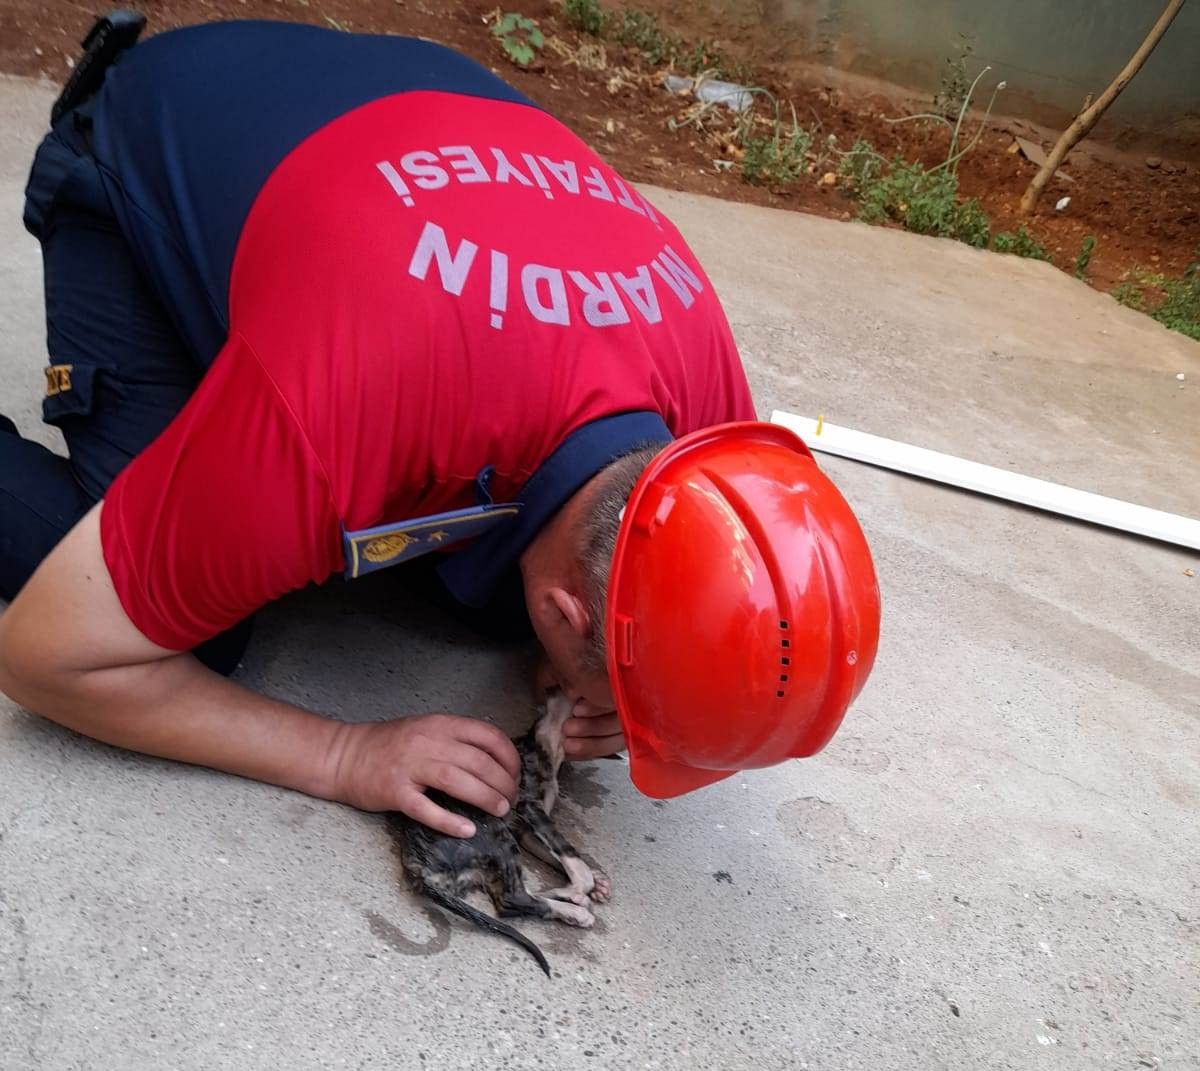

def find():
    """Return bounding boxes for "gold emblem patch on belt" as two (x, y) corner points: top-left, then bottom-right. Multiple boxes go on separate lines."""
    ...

(44, 364), (73, 396)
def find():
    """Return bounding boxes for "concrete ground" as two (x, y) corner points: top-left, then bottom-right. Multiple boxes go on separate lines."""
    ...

(1, 74), (1198, 1071)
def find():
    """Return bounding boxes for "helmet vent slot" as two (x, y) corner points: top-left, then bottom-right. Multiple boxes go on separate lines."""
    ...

(777, 627), (792, 698)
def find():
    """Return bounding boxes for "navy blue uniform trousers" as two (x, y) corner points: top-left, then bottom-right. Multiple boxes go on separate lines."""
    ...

(0, 107), (251, 674)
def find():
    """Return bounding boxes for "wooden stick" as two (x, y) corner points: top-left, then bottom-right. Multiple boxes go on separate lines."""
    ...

(1018, 0), (1186, 217)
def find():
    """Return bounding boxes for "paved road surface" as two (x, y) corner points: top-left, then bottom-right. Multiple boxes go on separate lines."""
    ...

(2, 74), (1197, 1071)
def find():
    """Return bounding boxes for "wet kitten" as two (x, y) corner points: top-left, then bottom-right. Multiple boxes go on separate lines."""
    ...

(386, 691), (610, 976)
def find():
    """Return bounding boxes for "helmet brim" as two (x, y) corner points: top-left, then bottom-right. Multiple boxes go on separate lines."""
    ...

(625, 738), (737, 799)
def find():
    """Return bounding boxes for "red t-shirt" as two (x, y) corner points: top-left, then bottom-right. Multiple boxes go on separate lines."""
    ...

(101, 90), (755, 650)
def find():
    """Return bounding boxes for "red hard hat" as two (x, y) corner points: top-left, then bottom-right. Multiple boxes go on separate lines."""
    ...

(606, 422), (881, 798)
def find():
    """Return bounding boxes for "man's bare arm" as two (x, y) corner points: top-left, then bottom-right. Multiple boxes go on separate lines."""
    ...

(0, 504), (519, 836)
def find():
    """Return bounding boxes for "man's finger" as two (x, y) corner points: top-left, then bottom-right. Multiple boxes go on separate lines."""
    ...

(564, 713), (622, 738)
(428, 763), (512, 818)
(452, 718), (522, 781)
(564, 734), (626, 760)
(398, 789), (476, 839)
(454, 741), (520, 803)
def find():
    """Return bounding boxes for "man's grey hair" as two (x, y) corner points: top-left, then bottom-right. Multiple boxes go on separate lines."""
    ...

(577, 444), (663, 673)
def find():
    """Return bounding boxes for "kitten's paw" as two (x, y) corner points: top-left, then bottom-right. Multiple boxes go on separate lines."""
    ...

(589, 871), (612, 904)
(550, 900), (595, 928)
(542, 886), (589, 906)
(561, 902), (600, 926)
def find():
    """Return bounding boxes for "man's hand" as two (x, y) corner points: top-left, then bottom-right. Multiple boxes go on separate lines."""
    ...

(329, 715), (521, 838)
(563, 699), (626, 761)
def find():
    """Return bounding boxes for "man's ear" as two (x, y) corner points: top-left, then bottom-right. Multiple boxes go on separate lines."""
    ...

(546, 586), (590, 640)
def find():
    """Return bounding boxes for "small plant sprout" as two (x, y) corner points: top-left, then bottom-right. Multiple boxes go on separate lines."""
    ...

(933, 33), (976, 120)
(1075, 236), (1097, 279)
(992, 226), (1050, 260)
(1112, 249), (1200, 341)
(492, 12), (545, 68)
(563, 0), (605, 36)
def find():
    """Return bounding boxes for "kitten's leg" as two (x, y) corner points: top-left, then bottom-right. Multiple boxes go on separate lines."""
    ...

(517, 801), (612, 905)
(517, 833), (591, 906)
(486, 831), (595, 927)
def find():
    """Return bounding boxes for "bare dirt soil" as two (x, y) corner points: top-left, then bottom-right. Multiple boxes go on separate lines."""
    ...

(2, 0), (1198, 294)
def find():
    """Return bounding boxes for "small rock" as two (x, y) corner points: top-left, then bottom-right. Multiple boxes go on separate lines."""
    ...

(1176, 372), (1186, 381)
(820, 171), (837, 186)
(1055, 196), (1071, 211)
(1146, 156), (1162, 169)
(1184, 568), (1195, 578)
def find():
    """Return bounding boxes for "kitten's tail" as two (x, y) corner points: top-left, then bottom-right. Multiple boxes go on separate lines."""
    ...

(418, 882), (551, 977)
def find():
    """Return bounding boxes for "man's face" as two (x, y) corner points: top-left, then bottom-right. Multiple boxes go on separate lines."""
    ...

(529, 603), (615, 712)
(569, 665), (615, 712)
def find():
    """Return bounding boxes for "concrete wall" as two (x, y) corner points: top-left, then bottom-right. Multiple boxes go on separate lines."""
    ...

(731, 0), (1200, 157)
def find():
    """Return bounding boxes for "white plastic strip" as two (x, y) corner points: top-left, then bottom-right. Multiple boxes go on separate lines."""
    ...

(770, 410), (1200, 551)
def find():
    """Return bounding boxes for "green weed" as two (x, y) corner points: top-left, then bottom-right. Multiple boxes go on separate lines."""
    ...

(1115, 253), (1200, 341)
(858, 159), (989, 247)
(1152, 262), (1200, 340)
(1111, 281), (1145, 311)
(609, 7), (677, 65)
(717, 56), (757, 85)
(933, 34), (976, 120)
(492, 12), (545, 68)
(605, 6), (747, 80)
(950, 197), (991, 249)
(1074, 236), (1096, 279)
(555, 2), (749, 98)
(836, 138), (885, 196)
(838, 62), (1006, 249)
(563, 0), (605, 36)
(992, 226), (1049, 260)
(679, 39), (730, 77)
(742, 124), (814, 186)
